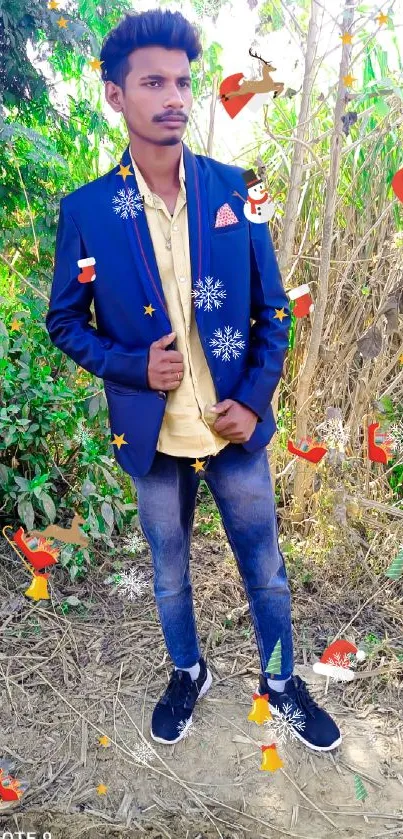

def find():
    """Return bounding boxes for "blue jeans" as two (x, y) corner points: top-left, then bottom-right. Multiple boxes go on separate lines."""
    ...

(131, 442), (293, 679)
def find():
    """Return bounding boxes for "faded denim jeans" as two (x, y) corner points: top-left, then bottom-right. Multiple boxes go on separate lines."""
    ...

(131, 442), (293, 679)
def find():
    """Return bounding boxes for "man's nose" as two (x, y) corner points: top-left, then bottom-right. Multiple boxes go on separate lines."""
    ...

(163, 85), (186, 109)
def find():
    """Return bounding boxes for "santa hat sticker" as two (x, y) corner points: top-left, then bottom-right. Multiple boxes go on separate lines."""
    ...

(313, 639), (366, 682)
(288, 284), (315, 319)
(391, 168), (403, 203)
(77, 257), (96, 283)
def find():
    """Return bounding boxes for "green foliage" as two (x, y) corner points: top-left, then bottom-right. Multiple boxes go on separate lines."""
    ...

(0, 292), (138, 561)
(1, 0), (403, 588)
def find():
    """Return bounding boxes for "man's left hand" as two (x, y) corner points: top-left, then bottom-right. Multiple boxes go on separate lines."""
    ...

(211, 399), (258, 443)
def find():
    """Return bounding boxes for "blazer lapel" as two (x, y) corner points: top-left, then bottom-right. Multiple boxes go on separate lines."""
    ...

(114, 142), (211, 337)
(115, 143), (170, 331)
(182, 143), (211, 337)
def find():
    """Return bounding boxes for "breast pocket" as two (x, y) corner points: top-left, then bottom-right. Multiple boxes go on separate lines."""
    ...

(211, 221), (246, 235)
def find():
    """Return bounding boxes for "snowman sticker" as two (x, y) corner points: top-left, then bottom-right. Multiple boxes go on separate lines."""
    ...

(242, 169), (275, 224)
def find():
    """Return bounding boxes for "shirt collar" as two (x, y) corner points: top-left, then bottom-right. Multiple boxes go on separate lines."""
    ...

(128, 142), (186, 206)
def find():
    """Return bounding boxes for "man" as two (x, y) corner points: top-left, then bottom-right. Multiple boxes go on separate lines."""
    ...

(47, 8), (341, 751)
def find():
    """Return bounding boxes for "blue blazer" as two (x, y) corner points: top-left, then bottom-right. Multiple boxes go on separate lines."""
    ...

(46, 142), (291, 477)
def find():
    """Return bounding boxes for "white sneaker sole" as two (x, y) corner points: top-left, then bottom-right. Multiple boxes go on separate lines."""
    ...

(268, 703), (342, 752)
(150, 668), (213, 745)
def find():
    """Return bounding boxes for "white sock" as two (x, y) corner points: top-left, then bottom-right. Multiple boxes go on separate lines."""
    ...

(175, 662), (200, 681)
(266, 677), (289, 693)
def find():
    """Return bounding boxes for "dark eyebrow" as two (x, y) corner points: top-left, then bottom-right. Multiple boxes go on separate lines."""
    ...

(139, 74), (191, 82)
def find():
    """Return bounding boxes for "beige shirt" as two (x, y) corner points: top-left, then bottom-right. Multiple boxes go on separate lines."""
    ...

(129, 144), (230, 458)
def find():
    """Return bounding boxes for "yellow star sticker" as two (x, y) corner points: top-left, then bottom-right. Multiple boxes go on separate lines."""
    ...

(117, 163), (133, 182)
(48, 0), (59, 8)
(89, 58), (104, 72)
(274, 307), (287, 322)
(144, 303), (156, 316)
(112, 433), (128, 450)
(376, 12), (389, 25)
(340, 32), (353, 44)
(191, 458), (206, 474)
(57, 16), (68, 27)
(97, 783), (108, 795)
(10, 319), (21, 331)
(343, 73), (356, 87)
(98, 735), (111, 748)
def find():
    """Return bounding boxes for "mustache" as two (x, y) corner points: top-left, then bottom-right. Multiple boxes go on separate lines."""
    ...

(154, 112), (188, 122)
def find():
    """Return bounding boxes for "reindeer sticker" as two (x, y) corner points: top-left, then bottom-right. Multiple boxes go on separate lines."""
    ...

(220, 48), (284, 118)
(28, 511), (89, 547)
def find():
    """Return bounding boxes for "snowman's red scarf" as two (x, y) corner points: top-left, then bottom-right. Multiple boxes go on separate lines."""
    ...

(247, 192), (269, 213)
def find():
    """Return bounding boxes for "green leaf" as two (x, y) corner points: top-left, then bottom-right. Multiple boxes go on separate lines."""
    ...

(101, 501), (114, 529)
(65, 595), (81, 606)
(41, 492), (56, 522)
(14, 476), (30, 490)
(88, 395), (100, 418)
(18, 497), (35, 531)
(0, 464), (9, 486)
(374, 97), (389, 119)
(82, 478), (96, 496)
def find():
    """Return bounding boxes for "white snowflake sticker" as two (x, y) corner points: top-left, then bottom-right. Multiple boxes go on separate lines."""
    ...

(209, 325), (245, 362)
(112, 187), (144, 219)
(265, 701), (306, 745)
(132, 742), (154, 764)
(114, 568), (149, 601)
(191, 276), (227, 311)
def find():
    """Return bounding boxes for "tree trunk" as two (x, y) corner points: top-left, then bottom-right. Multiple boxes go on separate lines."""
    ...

(268, 0), (320, 488)
(292, 0), (357, 516)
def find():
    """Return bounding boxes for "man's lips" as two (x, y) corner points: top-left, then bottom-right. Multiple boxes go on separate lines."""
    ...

(158, 116), (187, 124)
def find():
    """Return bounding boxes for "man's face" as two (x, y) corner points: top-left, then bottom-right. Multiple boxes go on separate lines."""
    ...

(106, 46), (193, 147)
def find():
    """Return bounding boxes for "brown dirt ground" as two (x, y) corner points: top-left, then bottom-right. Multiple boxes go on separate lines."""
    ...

(1, 496), (402, 839)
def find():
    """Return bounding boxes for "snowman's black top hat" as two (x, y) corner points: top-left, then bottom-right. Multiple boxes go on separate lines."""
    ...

(243, 169), (262, 189)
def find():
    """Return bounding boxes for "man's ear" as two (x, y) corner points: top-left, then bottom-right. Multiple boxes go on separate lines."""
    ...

(104, 81), (124, 114)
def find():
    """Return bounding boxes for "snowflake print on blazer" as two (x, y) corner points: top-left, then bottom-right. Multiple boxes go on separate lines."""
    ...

(46, 142), (291, 478)
(191, 275), (227, 311)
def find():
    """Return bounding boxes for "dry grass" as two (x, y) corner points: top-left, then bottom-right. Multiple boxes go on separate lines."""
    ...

(0, 487), (402, 838)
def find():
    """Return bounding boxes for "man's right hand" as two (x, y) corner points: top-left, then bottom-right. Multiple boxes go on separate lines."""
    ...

(147, 331), (184, 391)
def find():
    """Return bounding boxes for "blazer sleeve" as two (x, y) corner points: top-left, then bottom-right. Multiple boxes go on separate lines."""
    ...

(46, 198), (150, 389)
(230, 221), (290, 422)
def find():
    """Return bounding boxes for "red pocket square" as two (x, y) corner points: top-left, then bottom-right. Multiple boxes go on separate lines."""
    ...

(215, 203), (239, 227)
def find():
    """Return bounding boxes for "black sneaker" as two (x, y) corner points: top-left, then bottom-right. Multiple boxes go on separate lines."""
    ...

(151, 657), (212, 744)
(259, 673), (342, 752)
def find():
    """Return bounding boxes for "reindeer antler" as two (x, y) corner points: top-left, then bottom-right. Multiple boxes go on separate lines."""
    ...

(248, 47), (271, 65)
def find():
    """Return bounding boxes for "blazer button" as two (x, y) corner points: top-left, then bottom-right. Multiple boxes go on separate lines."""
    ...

(179, 276), (186, 283)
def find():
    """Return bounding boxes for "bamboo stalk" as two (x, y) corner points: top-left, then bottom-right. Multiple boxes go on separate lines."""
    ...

(292, 0), (358, 513)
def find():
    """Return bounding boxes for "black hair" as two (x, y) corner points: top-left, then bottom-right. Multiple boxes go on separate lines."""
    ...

(100, 8), (203, 91)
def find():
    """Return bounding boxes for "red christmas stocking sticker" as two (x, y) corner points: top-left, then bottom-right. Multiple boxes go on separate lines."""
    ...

(368, 422), (395, 463)
(77, 257), (96, 283)
(288, 284), (314, 318)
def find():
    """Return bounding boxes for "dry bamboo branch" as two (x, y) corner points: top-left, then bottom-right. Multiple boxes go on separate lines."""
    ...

(292, 0), (357, 513)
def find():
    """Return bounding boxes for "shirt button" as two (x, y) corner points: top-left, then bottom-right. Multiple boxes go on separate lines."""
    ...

(187, 326), (190, 333)
(173, 225), (178, 231)
(179, 276), (186, 283)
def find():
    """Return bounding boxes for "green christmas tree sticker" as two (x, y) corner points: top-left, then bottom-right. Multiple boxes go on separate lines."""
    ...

(385, 547), (403, 580)
(265, 638), (282, 675)
(354, 774), (368, 802)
